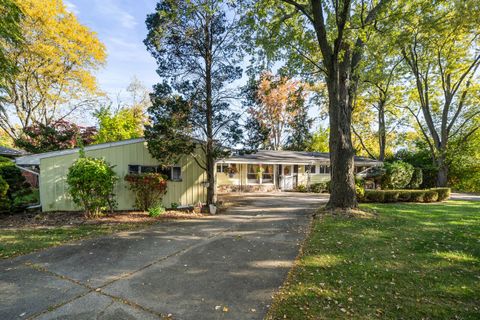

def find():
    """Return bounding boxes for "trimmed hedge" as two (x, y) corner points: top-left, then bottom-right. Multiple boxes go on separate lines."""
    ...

(362, 188), (451, 203)
(431, 187), (451, 201)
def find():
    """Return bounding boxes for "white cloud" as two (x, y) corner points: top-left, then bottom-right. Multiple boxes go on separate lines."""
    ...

(64, 0), (80, 15)
(96, 0), (137, 29)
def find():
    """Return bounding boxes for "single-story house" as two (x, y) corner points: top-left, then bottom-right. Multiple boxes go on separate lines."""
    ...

(216, 150), (382, 192)
(15, 138), (208, 212)
(15, 138), (382, 212)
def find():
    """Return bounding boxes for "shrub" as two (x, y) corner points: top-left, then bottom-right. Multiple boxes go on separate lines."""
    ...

(310, 182), (328, 193)
(0, 175), (8, 199)
(408, 168), (423, 189)
(67, 156), (118, 218)
(384, 190), (400, 203)
(355, 184), (365, 202)
(148, 204), (165, 217)
(125, 173), (168, 211)
(365, 190), (385, 203)
(0, 158), (28, 198)
(432, 187), (451, 201)
(409, 190), (426, 202)
(171, 202), (179, 209)
(12, 188), (39, 208)
(295, 184), (307, 192)
(423, 190), (439, 203)
(382, 161), (414, 189)
(397, 190), (412, 202)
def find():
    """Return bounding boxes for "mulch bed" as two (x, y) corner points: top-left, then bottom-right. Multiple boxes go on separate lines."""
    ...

(0, 210), (208, 229)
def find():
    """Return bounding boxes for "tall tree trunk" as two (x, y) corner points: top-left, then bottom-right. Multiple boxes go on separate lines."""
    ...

(326, 61), (357, 209)
(204, 14), (216, 205)
(378, 100), (386, 161)
(436, 153), (448, 187)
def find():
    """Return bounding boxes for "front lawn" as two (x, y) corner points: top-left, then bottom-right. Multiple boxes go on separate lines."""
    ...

(267, 201), (480, 319)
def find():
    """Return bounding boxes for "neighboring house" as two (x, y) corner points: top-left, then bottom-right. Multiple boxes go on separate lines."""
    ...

(216, 150), (382, 192)
(0, 146), (39, 187)
(0, 146), (26, 158)
(15, 138), (208, 212)
(15, 137), (382, 212)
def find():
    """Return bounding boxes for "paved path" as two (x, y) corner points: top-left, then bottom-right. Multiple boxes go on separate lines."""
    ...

(0, 193), (327, 320)
(450, 192), (480, 202)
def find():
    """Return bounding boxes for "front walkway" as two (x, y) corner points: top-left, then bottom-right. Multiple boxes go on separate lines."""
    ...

(0, 192), (327, 320)
(450, 192), (480, 201)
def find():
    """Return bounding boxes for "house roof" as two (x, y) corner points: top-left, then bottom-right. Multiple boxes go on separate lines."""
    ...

(0, 146), (26, 157)
(15, 138), (146, 166)
(219, 150), (382, 166)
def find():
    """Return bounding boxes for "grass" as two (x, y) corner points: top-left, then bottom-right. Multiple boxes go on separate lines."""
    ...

(0, 223), (151, 259)
(267, 201), (480, 319)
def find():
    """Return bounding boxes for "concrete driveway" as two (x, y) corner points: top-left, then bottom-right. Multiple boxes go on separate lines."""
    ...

(0, 192), (327, 320)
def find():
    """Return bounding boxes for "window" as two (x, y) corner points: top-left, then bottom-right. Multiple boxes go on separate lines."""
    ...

(128, 165), (181, 181)
(262, 164), (274, 183)
(247, 164), (259, 182)
(128, 165), (160, 175)
(305, 165), (316, 174)
(171, 166), (182, 181)
(216, 164), (223, 173)
(319, 165), (330, 174)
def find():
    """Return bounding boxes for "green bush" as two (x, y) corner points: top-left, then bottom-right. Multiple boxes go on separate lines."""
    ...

(383, 190), (400, 203)
(0, 175), (8, 199)
(382, 161), (414, 189)
(361, 189), (445, 203)
(409, 191), (426, 202)
(67, 156), (118, 218)
(398, 190), (412, 202)
(408, 168), (423, 189)
(0, 158), (28, 199)
(148, 204), (165, 217)
(355, 184), (365, 202)
(295, 184), (307, 192)
(12, 188), (39, 208)
(125, 173), (168, 211)
(431, 187), (451, 201)
(365, 190), (385, 203)
(310, 182), (328, 193)
(171, 202), (179, 209)
(423, 190), (439, 203)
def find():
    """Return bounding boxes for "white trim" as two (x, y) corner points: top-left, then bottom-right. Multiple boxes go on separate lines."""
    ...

(16, 138), (146, 166)
(15, 165), (39, 176)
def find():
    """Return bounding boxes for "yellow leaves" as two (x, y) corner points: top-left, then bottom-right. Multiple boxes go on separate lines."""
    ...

(13, 0), (106, 95)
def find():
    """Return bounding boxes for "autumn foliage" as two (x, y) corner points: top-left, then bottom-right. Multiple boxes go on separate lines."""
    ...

(249, 72), (310, 150)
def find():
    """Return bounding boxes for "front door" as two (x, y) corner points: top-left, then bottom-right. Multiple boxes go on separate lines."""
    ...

(281, 165), (294, 190)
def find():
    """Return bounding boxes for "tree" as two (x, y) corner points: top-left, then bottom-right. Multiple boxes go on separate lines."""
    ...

(247, 72), (311, 150)
(0, 0), (23, 90)
(306, 126), (329, 152)
(0, 0), (106, 140)
(352, 36), (406, 161)
(247, 0), (395, 209)
(144, 0), (243, 205)
(15, 120), (96, 153)
(400, 0), (480, 186)
(94, 106), (144, 144)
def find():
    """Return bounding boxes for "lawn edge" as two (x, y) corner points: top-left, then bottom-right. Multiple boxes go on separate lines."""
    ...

(265, 211), (316, 320)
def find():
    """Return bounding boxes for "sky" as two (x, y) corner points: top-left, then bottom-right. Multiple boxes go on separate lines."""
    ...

(65, 0), (160, 100)
(64, 0), (323, 129)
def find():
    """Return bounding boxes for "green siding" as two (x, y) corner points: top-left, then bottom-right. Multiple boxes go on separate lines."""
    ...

(39, 141), (207, 212)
